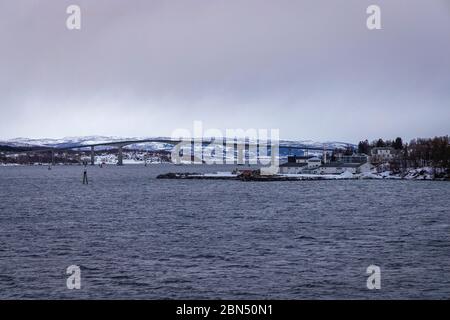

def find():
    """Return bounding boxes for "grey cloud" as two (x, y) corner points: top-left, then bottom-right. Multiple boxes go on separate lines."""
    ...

(0, 0), (449, 142)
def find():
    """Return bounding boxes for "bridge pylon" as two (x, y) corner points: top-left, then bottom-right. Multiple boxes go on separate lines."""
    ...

(117, 146), (123, 166)
(90, 146), (95, 165)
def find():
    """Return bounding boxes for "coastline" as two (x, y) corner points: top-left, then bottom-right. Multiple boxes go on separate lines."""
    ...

(1, 163), (448, 181)
(157, 168), (449, 181)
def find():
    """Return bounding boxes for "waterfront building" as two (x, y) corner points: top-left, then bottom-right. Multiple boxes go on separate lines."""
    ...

(316, 162), (371, 174)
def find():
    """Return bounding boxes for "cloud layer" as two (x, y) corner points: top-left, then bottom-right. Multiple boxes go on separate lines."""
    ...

(1, 0), (449, 142)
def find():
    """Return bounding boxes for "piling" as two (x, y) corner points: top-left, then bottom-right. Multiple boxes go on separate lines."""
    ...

(82, 167), (88, 185)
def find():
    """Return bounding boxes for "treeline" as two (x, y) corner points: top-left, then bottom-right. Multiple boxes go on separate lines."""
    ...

(0, 152), (80, 165)
(357, 136), (450, 170)
(357, 137), (404, 154)
(407, 136), (450, 169)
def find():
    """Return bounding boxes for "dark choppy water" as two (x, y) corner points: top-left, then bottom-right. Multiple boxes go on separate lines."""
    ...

(0, 165), (449, 299)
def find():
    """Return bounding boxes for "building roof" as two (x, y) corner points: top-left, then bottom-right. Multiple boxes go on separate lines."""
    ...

(320, 162), (367, 168)
(292, 155), (315, 160)
(342, 153), (369, 158)
(280, 162), (308, 168)
(371, 147), (395, 151)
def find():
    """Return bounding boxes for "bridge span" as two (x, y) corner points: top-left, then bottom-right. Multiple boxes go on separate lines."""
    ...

(25, 138), (349, 166)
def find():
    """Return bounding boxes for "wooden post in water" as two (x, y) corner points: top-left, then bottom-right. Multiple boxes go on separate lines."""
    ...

(233, 137), (239, 164)
(82, 167), (88, 185)
(223, 138), (226, 164)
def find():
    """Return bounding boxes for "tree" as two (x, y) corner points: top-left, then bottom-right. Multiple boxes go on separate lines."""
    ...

(358, 140), (370, 154)
(405, 136), (449, 169)
(344, 146), (354, 156)
(375, 138), (385, 148)
(392, 137), (403, 150)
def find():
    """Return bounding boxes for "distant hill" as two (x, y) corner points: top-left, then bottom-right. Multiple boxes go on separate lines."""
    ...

(0, 136), (356, 154)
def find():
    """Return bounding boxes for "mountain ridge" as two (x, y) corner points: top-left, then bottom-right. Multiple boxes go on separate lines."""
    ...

(0, 136), (356, 151)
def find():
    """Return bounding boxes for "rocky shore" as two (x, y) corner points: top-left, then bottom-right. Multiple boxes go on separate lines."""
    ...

(157, 167), (449, 182)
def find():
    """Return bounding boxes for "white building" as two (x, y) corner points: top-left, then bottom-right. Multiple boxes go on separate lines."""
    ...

(279, 162), (308, 174)
(340, 153), (369, 164)
(286, 155), (311, 163)
(316, 162), (371, 174)
(306, 156), (321, 168)
(371, 147), (396, 162)
(280, 155), (323, 174)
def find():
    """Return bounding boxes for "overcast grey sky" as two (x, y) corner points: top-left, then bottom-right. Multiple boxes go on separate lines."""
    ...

(0, 0), (449, 143)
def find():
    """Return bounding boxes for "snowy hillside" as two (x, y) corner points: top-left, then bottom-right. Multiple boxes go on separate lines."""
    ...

(0, 136), (355, 152)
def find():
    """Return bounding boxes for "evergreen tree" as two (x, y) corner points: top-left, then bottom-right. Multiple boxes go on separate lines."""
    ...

(375, 138), (385, 148)
(393, 137), (403, 150)
(357, 139), (370, 154)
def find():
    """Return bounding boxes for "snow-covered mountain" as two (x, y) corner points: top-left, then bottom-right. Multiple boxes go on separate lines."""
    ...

(0, 136), (355, 151)
(0, 136), (173, 151)
(2, 136), (134, 148)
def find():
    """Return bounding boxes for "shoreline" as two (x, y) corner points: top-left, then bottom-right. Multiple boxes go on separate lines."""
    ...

(157, 171), (449, 182)
(1, 163), (448, 181)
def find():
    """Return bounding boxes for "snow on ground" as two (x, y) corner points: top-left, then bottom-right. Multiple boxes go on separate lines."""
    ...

(202, 172), (238, 177)
(402, 167), (434, 180)
(280, 170), (356, 179)
(122, 159), (145, 165)
(279, 168), (445, 180)
(360, 172), (384, 179)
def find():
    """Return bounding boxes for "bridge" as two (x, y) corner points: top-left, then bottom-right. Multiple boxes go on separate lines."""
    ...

(24, 138), (349, 166)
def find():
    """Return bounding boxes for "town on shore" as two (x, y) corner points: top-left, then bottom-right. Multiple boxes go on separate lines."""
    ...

(275, 136), (449, 180)
(1, 135), (449, 181)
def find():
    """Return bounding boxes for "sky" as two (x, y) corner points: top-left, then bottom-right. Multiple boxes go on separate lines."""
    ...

(0, 0), (449, 143)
